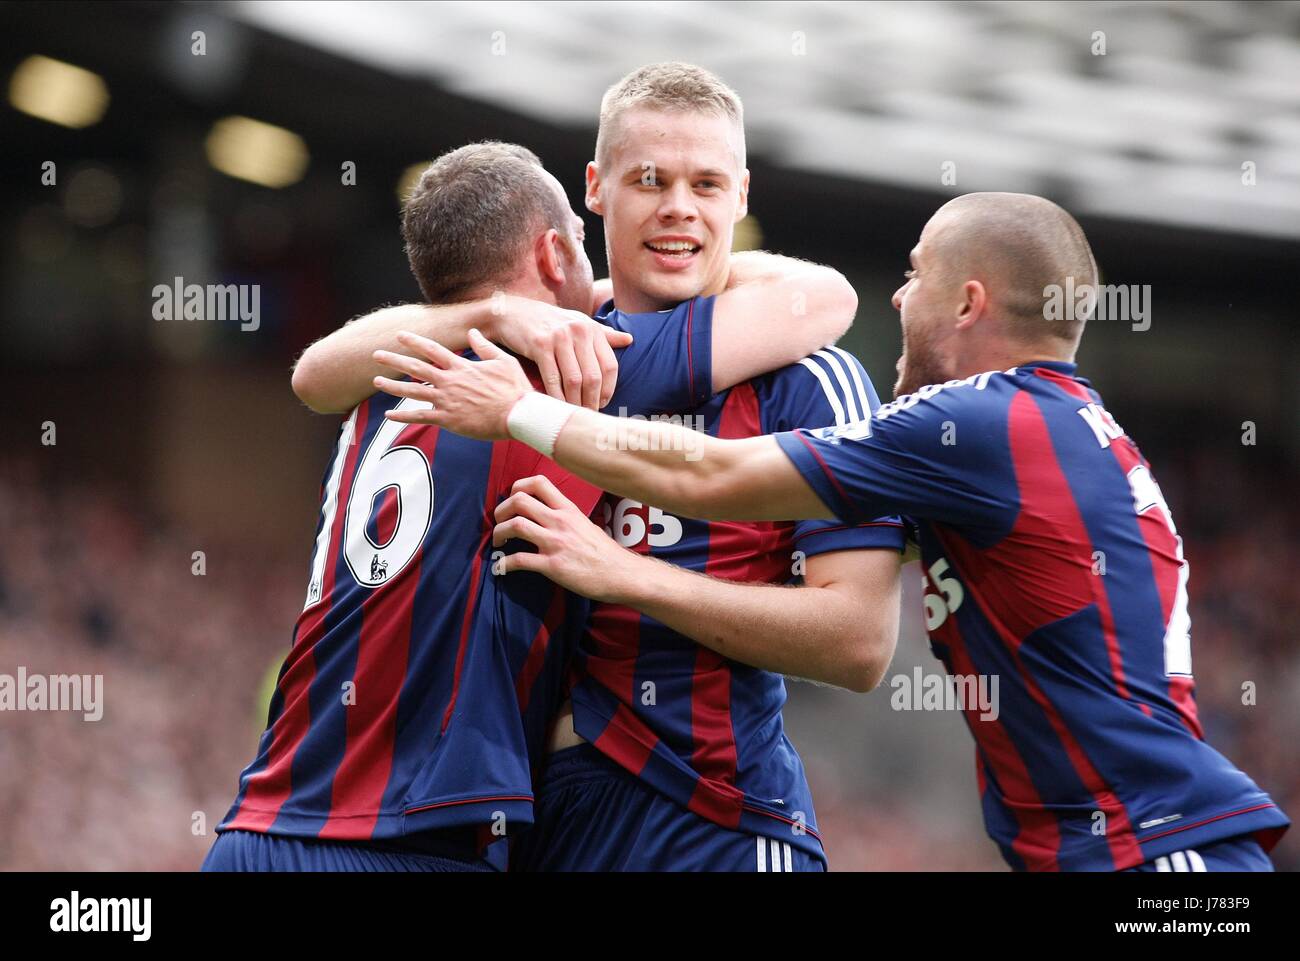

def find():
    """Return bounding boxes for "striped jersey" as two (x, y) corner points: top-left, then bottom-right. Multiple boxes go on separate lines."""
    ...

(777, 360), (1289, 870)
(217, 298), (715, 844)
(569, 309), (906, 866)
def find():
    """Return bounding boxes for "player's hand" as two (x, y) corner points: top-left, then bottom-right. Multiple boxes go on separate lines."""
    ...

(373, 329), (531, 440)
(491, 475), (639, 604)
(487, 295), (631, 410)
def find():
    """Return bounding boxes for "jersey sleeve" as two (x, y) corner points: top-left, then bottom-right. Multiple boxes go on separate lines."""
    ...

(600, 296), (714, 416)
(761, 347), (906, 557)
(773, 379), (1019, 539)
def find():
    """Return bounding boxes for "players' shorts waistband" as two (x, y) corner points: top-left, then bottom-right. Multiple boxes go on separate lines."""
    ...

(205, 828), (497, 872)
(216, 824), (484, 861)
(383, 825), (484, 859)
(540, 742), (631, 789)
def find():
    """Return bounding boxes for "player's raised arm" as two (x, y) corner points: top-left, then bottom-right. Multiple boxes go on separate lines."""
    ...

(374, 329), (835, 523)
(291, 296), (631, 414)
(292, 302), (475, 413)
(710, 251), (857, 392)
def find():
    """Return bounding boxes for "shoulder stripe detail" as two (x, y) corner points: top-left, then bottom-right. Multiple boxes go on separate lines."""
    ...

(812, 350), (861, 422)
(797, 356), (846, 426)
(823, 346), (874, 416)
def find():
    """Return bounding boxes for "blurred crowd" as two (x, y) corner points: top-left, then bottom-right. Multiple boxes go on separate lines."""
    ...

(0, 442), (1294, 871)
(0, 458), (300, 870)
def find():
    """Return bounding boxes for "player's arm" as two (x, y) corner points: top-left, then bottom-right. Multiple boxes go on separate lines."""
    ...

(710, 251), (857, 392)
(290, 296), (632, 414)
(374, 329), (835, 522)
(494, 477), (900, 691)
(379, 332), (1016, 534)
(548, 408), (821, 522)
(296, 249), (850, 414)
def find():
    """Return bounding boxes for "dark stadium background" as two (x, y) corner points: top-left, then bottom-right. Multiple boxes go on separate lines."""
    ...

(1, 0), (1296, 871)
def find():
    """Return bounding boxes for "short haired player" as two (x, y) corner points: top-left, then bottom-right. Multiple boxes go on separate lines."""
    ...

(203, 138), (858, 871)
(302, 63), (905, 871)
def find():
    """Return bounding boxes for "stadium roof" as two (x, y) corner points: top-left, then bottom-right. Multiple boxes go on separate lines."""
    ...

(231, 0), (1300, 240)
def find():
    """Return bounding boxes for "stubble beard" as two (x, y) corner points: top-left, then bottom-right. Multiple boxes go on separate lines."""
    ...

(893, 324), (948, 398)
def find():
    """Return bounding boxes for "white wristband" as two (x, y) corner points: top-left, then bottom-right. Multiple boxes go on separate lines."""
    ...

(506, 392), (576, 458)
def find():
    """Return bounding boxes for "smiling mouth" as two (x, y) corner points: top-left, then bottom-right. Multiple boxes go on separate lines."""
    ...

(644, 239), (701, 259)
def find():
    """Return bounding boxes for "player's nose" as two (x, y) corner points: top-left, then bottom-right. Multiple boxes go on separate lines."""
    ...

(657, 181), (697, 222)
(891, 284), (906, 311)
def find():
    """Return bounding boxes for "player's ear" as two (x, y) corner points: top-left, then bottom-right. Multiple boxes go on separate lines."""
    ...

(955, 280), (986, 330)
(585, 161), (603, 215)
(735, 168), (750, 221)
(536, 228), (566, 288)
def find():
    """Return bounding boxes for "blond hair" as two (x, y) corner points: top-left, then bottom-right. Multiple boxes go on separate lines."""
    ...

(595, 62), (746, 168)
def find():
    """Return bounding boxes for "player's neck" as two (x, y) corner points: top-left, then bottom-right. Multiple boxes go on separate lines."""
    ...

(959, 340), (1075, 378)
(466, 278), (558, 309)
(608, 273), (726, 314)
(608, 277), (669, 314)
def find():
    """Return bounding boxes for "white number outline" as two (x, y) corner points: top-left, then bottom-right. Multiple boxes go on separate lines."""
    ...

(303, 399), (434, 609)
(1126, 464), (1192, 677)
(923, 557), (965, 631)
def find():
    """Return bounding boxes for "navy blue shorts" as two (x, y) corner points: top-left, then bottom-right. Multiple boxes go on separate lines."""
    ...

(1125, 835), (1275, 872)
(511, 744), (826, 872)
(201, 828), (496, 872)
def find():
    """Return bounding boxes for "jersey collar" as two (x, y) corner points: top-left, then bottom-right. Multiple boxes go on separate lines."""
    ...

(1019, 359), (1078, 376)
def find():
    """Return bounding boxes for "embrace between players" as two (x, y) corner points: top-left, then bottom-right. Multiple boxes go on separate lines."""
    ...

(205, 63), (1287, 873)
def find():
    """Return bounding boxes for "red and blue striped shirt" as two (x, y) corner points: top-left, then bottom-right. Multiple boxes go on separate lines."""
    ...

(218, 298), (716, 846)
(569, 326), (905, 865)
(777, 361), (1289, 870)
